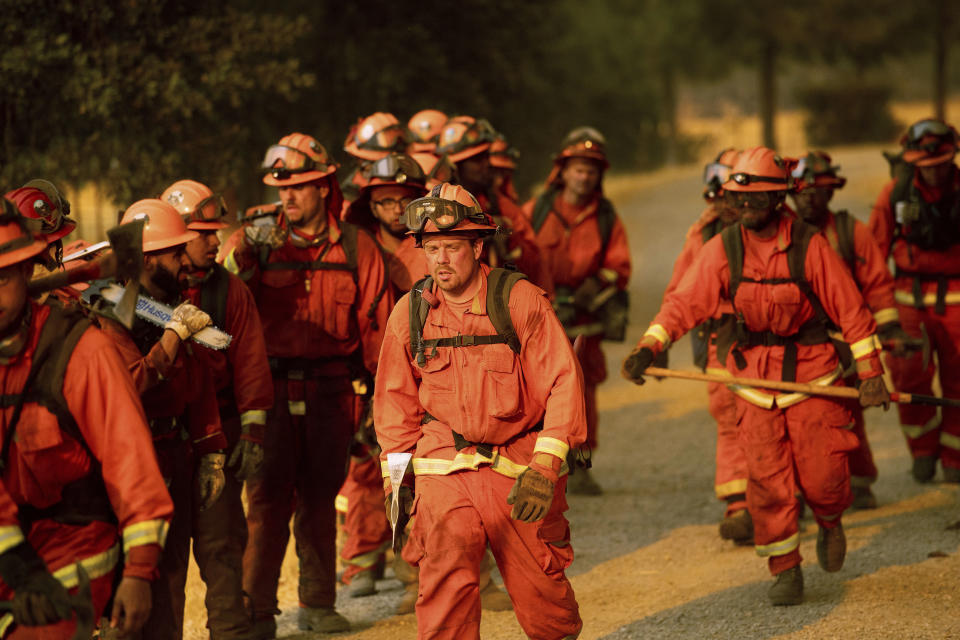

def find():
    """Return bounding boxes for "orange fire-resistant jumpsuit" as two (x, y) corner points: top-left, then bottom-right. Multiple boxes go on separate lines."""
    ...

(870, 167), (960, 470)
(183, 266), (273, 637)
(223, 211), (390, 618)
(664, 206), (745, 516)
(643, 217), (883, 575)
(99, 311), (226, 640)
(375, 265), (586, 640)
(0, 302), (173, 639)
(524, 191), (631, 450)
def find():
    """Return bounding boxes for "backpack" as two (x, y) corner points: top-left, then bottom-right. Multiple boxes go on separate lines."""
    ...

(530, 185), (617, 255)
(885, 151), (960, 253)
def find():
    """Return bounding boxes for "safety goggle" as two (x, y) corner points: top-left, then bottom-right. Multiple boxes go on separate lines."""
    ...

(703, 162), (732, 187)
(491, 145), (520, 164)
(791, 156), (835, 182)
(727, 191), (777, 209)
(401, 196), (488, 232)
(356, 123), (407, 152)
(729, 173), (788, 187)
(440, 119), (497, 155)
(183, 194), (229, 223)
(368, 155), (421, 184)
(905, 119), (953, 146)
(261, 145), (334, 180)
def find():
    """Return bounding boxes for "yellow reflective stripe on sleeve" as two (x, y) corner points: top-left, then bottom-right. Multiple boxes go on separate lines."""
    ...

(755, 532), (800, 557)
(344, 541), (391, 568)
(715, 479), (748, 499)
(940, 431), (960, 452)
(223, 248), (255, 280)
(241, 410), (267, 426)
(895, 289), (960, 307)
(850, 335), (881, 359)
(0, 525), (24, 555)
(533, 437), (569, 460)
(900, 414), (941, 440)
(873, 307), (899, 326)
(644, 324), (671, 347)
(729, 368), (842, 410)
(288, 400), (306, 416)
(335, 494), (349, 513)
(123, 518), (170, 553)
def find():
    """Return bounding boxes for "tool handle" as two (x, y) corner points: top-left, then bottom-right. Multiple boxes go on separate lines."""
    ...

(644, 367), (860, 399)
(27, 253), (116, 295)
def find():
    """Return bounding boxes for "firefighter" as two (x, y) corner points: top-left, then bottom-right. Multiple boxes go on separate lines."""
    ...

(524, 126), (631, 495)
(375, 183), (584, 640)
(407, 109), (448, 154)
(663, 148), (752, 540)
(489, 134), (520, 203)
(623, 147), (890, 606)
(341, 112), (409, 204)
(92, 199), (228, 638)
(161, 179), (274, 639)
(4, 180), (76, 269)
(0, 204), (173, 638)
(435, 117), (549, 289)
(410, 152), (458, 191)
(222, 132), (391, 636)
(869, 119), (960, 483)
(790, 151), (909, 507)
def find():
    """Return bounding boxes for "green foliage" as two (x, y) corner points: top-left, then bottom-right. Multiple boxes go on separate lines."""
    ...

(796, 82), (901, 145)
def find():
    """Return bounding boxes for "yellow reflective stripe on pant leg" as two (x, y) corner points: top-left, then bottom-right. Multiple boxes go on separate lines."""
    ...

(345, 541), (390, 569)
(900, 414), (941, 440)
(715, 479), (748, 499)
(755, 532), (800, 557)
(0, 526), (24, 555)
(941, 432), (960, 452)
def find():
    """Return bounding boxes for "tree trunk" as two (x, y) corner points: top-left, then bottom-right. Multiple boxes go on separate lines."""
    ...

(660, 64), (678, 165)
(760, 38), (777, 149)
(933, 0), (947, 120)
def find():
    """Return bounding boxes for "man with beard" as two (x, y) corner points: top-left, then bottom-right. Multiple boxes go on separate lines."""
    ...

(222, 132), (390, 636)
(94, 199), (227, 638)
(869, 119), (960, 483)
(662, 149), (753, 541)
(0, 204), (173, 638)
(162, 179), (273, 640)
(525, 127), (631, 495)
(789, 152), (909, 508)
(623, 147), (890, 606)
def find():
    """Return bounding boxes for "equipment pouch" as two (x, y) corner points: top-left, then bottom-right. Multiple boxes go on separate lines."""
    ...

(599, 289), (629, 342)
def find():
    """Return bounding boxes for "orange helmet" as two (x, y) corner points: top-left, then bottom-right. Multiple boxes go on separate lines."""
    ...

(407, 109), (447, 153)
(402, 183), (498, 246)
(343, 154), (428, 228)
(436, 116), (497, 163)
(489, 135), (519, 170)
(120, 199), (198, 253)
(4, 179), (76, 243)
(161, 179), (229, 230)
(724, 147), (794, 193)
(556, 127), (609, 168)
(790, 151), (847, 191)
(0, 199), (49, 269)
(900, 118), (959, 166)
(344, 112), (408, 162)
(411, 152), (458, 190)
(703, 148), (741, 201)
(262, 133), (339, 187)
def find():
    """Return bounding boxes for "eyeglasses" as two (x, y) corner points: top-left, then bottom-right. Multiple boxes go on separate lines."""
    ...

(905, 119), (952, 146)
(401, 196), (489, 232)
(728, 191), (776, 209)
(373, 197), (414, 210)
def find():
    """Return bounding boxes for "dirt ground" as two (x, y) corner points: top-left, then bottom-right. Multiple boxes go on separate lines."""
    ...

(183, 144), (960, 639)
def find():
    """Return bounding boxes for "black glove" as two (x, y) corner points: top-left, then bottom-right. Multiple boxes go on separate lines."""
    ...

(621, 347), (655, 384)
(385, 485), (414, 553)
(0, 542), (72, 626)
(877, 321), (913, 358)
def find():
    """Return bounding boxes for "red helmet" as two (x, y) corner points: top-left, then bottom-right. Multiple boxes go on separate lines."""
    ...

(489, 135), (519, 170)
(4, 179), (76, 243)
(120, 199), (198, 253)
(702, 148), (741, 201)
(724, 147), (794, 193)
(436, 116), (497, 163)
(900, 118), (959, 167)
(344, 112), (408, 162)
(343, 154), (428, 228)
(407, 109), (448, 153)
(0, 199), (49, 269)
(410, 152), (458, 190)
(790, 151), (847, 191)
(160, 179), (228, 230)
(402, 183), (498, 246)
(262, 133), (339, 187)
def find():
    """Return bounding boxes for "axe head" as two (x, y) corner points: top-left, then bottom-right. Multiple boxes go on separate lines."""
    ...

(105, 219), (145, 329)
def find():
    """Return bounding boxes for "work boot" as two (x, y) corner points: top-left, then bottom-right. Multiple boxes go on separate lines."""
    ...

(768, 566), (804, 606)
(349, 569), (376, 598)
(943, 466), (960, 483)
(912, 455), (937, 483)
(718, 508), (753, 545)
(395, 581), (418, 615)
(248, 618), (277, 640)
(297, 606), (350, 633)
(816, 523), (846, 572)
(567, 468), (602, 496)
(851, 484), (878, 509)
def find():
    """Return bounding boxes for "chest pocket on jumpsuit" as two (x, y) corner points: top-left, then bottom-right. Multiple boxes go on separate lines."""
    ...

(768, 283), (806, 335)
(12, 404), (70, 505)
(321, 271), (357, 340)
(482, 344), (523, 420)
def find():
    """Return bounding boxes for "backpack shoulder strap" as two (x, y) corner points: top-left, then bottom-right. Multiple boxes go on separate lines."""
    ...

(701, 217), (721, 244)
(596, 197), (617, 256)
(530, 186), (560, 234)
(832, 210), (858, 273)
(410, 276), (433, 367)
(485, 268), (528, 355)
(200, 263), (231, 329)
(720, 223), (744, 303)
(339, 222), (359, 277)
(787, 221), (830, 324)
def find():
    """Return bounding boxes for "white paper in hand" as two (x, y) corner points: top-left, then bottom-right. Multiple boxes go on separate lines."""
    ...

(387, 452), (413, 547)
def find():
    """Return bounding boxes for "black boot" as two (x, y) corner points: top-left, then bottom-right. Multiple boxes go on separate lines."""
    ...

(768, 566), (804, 606)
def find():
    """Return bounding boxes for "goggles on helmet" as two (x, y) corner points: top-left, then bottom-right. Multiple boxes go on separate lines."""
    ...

(702, 162), (732, 199)
(401, 196), (488, 233)
(442, 119), (497, 155)
(905, 119), (953, 147)
(727, 190), (779, 210)
(730, 172), (788, 187)
(356, 123), (406, 153)
(369, 155), (418, 184)
(261, 145), (333, 180)
(183, 194), (229, 224)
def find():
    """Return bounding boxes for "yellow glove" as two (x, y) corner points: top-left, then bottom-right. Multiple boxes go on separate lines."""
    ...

(165, 302), (211, 341)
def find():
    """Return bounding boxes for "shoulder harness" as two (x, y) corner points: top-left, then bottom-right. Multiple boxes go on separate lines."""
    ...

(531, 186), (617, 256)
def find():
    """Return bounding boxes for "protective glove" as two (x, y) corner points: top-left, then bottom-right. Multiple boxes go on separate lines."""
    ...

(384, 485), (414, 553)
(165, 302), (212, 341)
(507, 462), (557, 523)
(621, 346), (656, 385)
(227, 439), (264, 482)
(877, 321), (913, 358)
(196, 452), (226, 511)
(243, 223), (288, 250)
(572, 276), (604, 311)
(109, 576), (152, 635)
(859, 375), (890, 410)
(0, 542), (72, 626)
